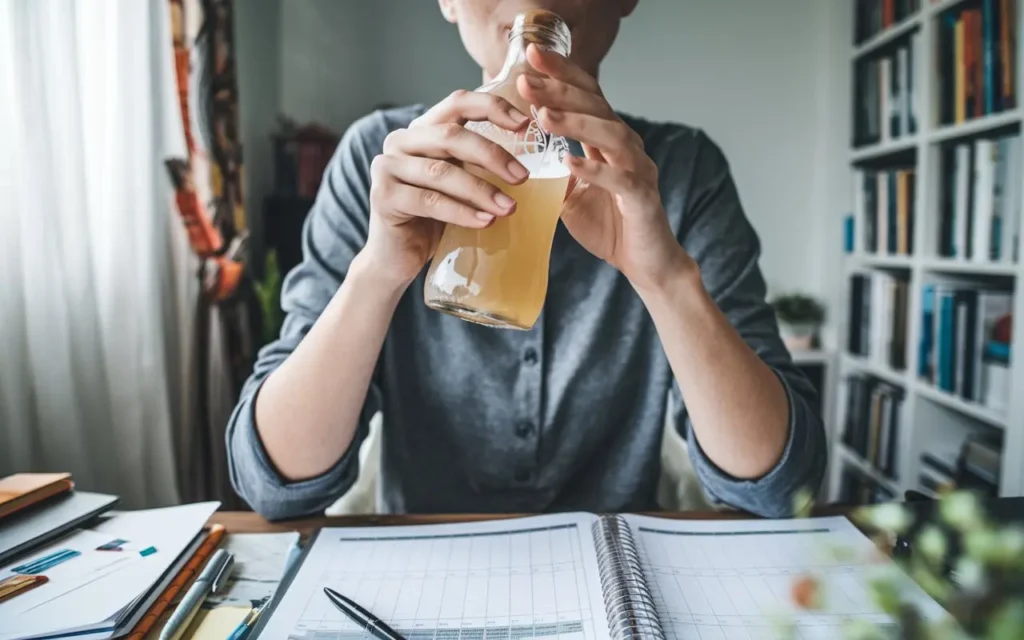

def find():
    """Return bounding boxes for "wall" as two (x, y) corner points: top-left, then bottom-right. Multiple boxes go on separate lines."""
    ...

(261, 0), (840, 301)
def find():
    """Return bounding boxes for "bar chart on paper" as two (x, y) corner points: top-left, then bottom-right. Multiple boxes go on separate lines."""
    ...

(262, 515), (605, 640)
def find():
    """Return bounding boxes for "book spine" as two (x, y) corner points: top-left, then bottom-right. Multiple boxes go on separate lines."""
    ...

(592, 516), (663, 639)
(956, 16), (966, 124)
(983, 0), (998, 114)
(971, 139), (996, 262)
(954, 143), (972, 258)
(1003, 135), (1022, 263)
(919, 284), (935, 381)
(1000, 0), (1016, 109)
(880, 57), (891, 143)
(938, 289), (956, 391)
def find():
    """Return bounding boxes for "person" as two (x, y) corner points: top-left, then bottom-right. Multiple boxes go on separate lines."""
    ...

(226, 0), (827, 521)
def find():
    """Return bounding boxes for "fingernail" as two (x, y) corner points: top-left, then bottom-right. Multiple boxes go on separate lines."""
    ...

(524, 75), (544, 89)
(475, 211), (495, 224)
(544, 108), (563, 122)
(508, 160), (529, 181)
(509, 109), (529, 124)
(493, 192), (516, 211)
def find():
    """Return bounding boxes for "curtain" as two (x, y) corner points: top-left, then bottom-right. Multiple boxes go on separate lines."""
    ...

(0, 0), (187, 508)
(167, 0), (256, 509)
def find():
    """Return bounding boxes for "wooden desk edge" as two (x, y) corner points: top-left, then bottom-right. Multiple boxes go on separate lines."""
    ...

(210, 506), (854, 535)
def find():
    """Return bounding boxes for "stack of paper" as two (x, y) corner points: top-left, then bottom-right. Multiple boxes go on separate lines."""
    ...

(0, 502), (218, 640)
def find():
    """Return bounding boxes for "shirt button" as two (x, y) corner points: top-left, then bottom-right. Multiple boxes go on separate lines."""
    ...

(514, 467), (531, 483)
(523, 347), (538, 365)
(515, 421), (535, 439)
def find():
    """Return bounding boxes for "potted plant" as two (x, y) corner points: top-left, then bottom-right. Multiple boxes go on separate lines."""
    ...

(771, 293), (825, 351)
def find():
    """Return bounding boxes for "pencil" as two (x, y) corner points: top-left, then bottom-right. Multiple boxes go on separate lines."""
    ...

(125, 524), (226, 640)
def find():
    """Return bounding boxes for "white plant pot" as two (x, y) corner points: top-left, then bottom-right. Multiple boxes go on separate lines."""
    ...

(780, 321), (817, 351)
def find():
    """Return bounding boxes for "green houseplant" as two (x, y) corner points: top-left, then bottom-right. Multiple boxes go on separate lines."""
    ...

(771, 293), (826, 350)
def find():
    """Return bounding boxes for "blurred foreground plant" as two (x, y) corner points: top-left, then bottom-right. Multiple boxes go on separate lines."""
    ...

(786, 489), (1024, 639)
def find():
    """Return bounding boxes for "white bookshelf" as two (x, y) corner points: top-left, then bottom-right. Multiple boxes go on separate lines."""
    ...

(833, 0), (1024, 502)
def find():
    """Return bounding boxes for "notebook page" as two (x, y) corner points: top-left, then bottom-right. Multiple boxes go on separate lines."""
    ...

(255, 512), (611, 640)
(622, 515), (949, 640)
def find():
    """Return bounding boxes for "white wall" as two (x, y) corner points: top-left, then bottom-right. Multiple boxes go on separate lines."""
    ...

(257, 0), (842, 302)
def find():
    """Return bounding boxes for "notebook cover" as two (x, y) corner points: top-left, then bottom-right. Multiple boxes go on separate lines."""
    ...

(0, 473), (73, 520)
(0, 490), (119, 566)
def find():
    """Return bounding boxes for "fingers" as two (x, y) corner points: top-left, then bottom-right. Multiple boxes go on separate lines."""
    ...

(517, 74), (612, 119)
(375, 155), (517, 218)
(563, 155), (659, 212)
(525, 44), (601, 94)
(536, 108), (646, 170)
(413, 89), (529, 130)
(383, 123), (529, 185)
(371, 169), (498, 229)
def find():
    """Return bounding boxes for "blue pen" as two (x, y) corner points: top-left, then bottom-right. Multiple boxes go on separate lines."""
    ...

(226, 599), (270, 640)
(13, 549), (81, 575)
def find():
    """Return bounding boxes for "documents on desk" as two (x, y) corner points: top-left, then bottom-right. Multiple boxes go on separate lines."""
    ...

(0, 502), (218, 640)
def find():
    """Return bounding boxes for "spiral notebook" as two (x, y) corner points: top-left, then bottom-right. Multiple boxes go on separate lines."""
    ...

(251, 512), (947, 639)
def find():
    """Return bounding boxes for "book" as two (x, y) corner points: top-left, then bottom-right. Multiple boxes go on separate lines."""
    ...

(0, 474), (73, 521)
(843, 374), (903, 477)
(250, 513), (948, 639)
(939, 133), (1020, 261)
(855, 168), (914, 255)
(920, 284), (1013, 408)
(936, 0), (1016, 123)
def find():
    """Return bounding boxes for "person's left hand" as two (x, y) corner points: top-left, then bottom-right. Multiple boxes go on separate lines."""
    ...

(517, 44), (696, 293)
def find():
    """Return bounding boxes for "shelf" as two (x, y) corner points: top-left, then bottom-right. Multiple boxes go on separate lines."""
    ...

(914, 382), (1007, 428)
(851, 15), (921, 60)
(842, 354), (908, 386)
(850, 136), (919, 163)
(790, 349), (832, 365)
(849, 254), (914, 270)
(838, 445), (900, 494)
(929, 110), (1022, 144)
(920, 258), (1019, 276)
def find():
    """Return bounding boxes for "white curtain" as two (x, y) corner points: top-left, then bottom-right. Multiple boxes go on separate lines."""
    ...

(0, 0), (191, 508)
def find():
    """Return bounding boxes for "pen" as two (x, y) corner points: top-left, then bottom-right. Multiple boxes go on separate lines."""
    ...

(225, 597), (270, 640)
(323, 587), (407, 640)
(159, 548), (232, 640)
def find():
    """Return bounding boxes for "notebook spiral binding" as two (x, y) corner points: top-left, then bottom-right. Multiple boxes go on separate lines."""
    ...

(592, 515), (665, 639)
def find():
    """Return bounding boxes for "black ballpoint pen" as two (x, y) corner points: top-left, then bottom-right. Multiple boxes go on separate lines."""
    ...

(323, 586), (408, 640)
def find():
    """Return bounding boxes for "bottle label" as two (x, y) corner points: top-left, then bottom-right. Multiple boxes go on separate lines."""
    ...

(467, 106), (571, 179)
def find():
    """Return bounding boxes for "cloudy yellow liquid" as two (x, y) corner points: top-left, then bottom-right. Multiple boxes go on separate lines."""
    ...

(424, 156), (571, 330)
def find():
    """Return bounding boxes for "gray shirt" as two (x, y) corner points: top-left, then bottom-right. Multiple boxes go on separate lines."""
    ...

(226, 105), (826, 521)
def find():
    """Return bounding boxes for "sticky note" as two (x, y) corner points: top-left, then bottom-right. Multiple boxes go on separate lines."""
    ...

(139, 546), (158, 557)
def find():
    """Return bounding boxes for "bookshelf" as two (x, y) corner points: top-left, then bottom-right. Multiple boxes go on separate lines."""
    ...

(834, 0), (1024, 503)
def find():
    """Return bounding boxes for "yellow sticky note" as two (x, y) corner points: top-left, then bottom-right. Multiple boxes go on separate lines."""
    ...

(183, 606), (251, 639)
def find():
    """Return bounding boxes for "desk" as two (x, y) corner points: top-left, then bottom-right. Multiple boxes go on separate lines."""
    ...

(209, 508), (850, 535)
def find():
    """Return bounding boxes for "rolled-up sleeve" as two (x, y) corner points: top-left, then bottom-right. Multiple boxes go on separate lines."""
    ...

(667, 129), (827, 518)
(225, 112), (388, 521)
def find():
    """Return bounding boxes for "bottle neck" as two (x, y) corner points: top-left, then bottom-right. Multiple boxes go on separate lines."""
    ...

(491, 31), (571, 84)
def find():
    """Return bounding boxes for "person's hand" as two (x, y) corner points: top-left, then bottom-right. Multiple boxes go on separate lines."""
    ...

(517, 45), (697, 292)
(365, 91), (531, 286)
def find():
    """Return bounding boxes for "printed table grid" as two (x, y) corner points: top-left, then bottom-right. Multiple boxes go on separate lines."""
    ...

(637, 526), (896, 640)
(287, 524), (595, 639)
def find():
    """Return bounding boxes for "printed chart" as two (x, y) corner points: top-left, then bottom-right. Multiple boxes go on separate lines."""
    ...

(629, 516), (943, 640)
(259, 516), (604, 640)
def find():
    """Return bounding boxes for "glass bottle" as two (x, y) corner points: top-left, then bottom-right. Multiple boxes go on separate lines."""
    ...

(423, 10), (573, 330)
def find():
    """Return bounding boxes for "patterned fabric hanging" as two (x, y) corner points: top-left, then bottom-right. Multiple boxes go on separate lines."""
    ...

(166, 0), (256, 508)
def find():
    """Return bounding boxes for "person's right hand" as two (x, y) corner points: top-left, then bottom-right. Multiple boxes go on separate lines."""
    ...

(364, 90), (532, 286)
